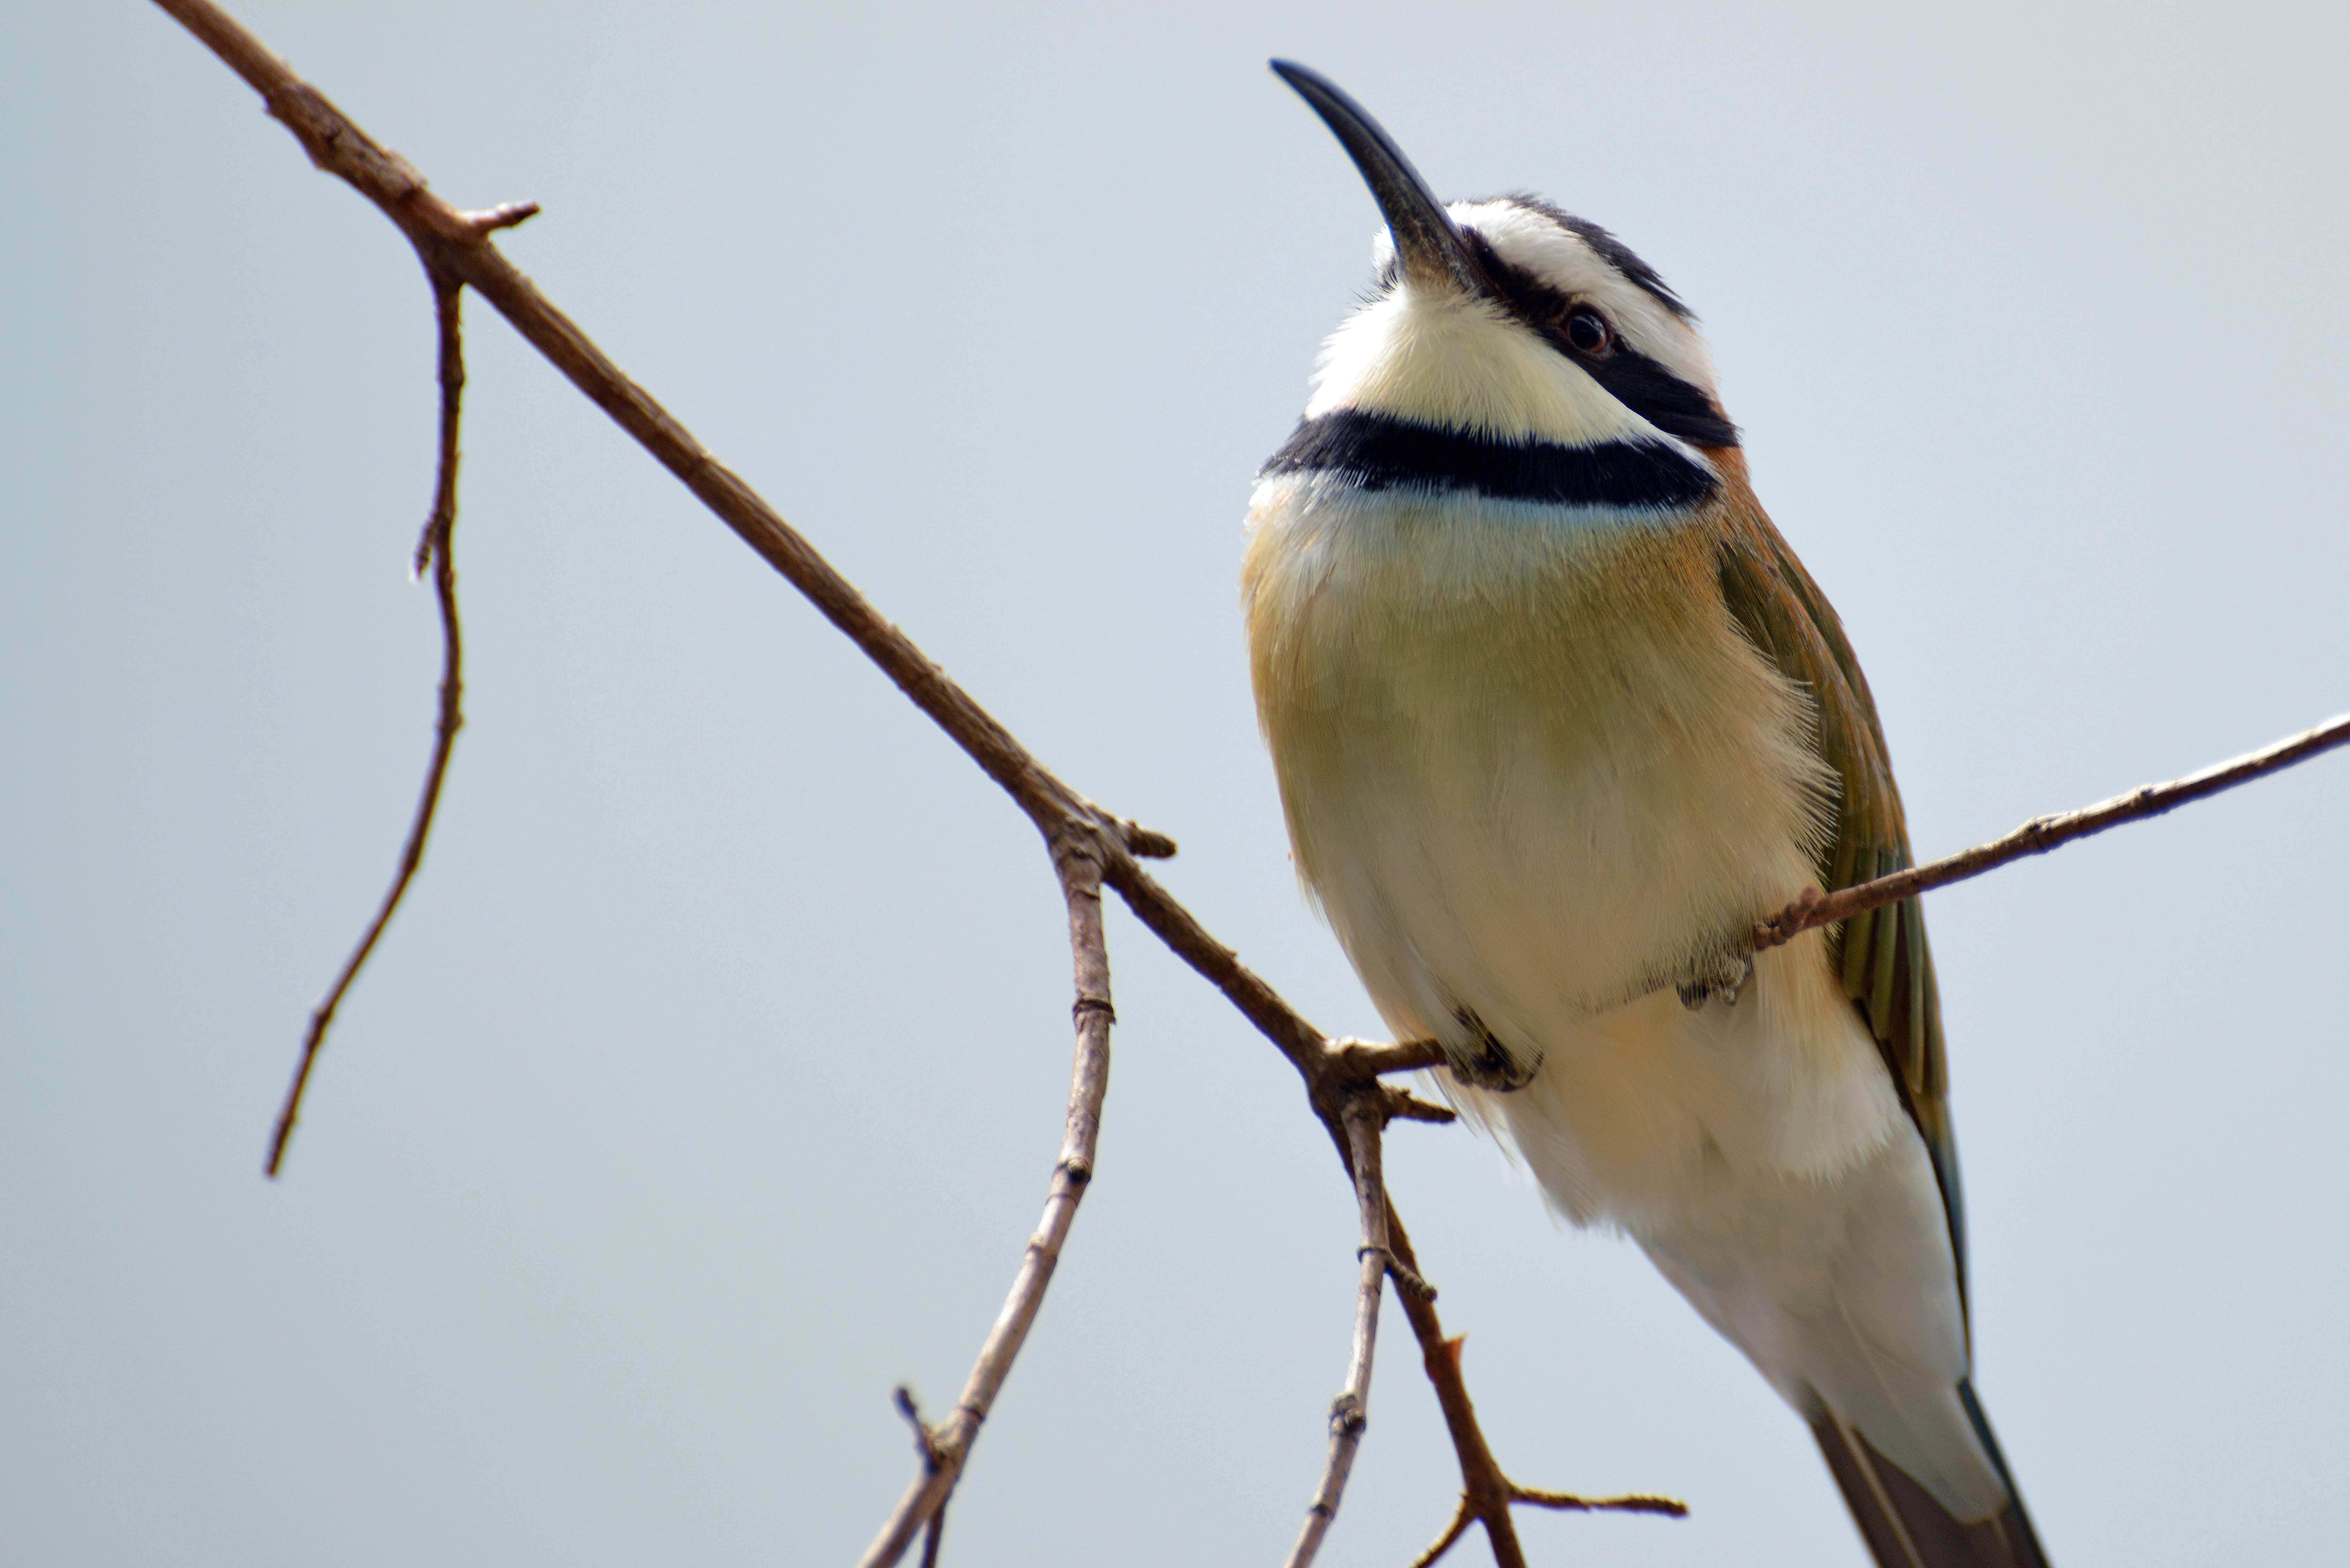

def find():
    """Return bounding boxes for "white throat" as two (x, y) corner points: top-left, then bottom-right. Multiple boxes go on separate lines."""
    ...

(1305, 285), (1661, 450)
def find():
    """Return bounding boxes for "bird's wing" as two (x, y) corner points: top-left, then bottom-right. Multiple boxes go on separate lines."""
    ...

(1712, 495), (1969, 1316)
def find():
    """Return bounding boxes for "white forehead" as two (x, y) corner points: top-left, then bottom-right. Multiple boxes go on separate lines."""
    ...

(1368, 198), (1718, 399)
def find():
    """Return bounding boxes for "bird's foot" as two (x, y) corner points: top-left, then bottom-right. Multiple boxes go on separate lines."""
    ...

(1677, 952), (1756, 1011)
(1447, 1006), (1543, 1091)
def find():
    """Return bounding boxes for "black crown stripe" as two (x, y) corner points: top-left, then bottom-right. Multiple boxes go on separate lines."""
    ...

(1260, 410), (1717, 510)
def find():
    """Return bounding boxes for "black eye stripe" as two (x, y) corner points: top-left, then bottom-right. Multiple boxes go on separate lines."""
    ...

(1459, 230), (1741, 450)
(1576, 349), (1739, 449)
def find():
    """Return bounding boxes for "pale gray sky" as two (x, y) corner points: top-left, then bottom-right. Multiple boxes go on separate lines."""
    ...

(4, 3), (2346, 1565)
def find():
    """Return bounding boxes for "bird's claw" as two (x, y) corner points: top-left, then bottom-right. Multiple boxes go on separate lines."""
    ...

(1677, 952), (1756, 1010)
(1447, 1006), (1543, 1091)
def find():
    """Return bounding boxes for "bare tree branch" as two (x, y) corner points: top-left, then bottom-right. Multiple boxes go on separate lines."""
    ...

(1755, 712), (2350, 951)
(266, 267), (470, 1177)
(857, 833), (1116, 1568)
(161, 0), (1170, 875)
(161, 6), (2336, 1561)
(152, 8), (1509, 1552)
(1285, 1094), (1394, 1568)
(891, 1385), (941, 1472)
(1398, 1316), (1689, 1568)
(888, 1388), (951, 1568)
(148, 6), (1695, 1553)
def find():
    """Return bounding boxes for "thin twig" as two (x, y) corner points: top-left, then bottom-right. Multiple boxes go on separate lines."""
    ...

(152, 0), (1140, 856)
(1410, 1481), (1691, 1568)
(1285, 1095), (1393, 1568)
(1405, 1506), (1475, 1568)
(1391, 1242), (1527, 1568)
(892, 1386), (940, 1472)
(856, 834), (1115, 1568)
(1512, 1484), (1687, 1517)
(1373, 1247), (1437, 1304)
(1754, 712), (2350, 951)
(265, 267), (467, 1177)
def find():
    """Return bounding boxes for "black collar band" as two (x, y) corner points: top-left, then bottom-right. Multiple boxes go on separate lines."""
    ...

(1262, 410), (1718, 511)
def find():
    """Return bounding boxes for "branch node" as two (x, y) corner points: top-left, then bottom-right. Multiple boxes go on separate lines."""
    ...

(892, 1386), (941, 1473)
(1751, 883), (1826, 952)
(1358, 1245), (1437, 1302)
(1327, 1391), (1366, 1437)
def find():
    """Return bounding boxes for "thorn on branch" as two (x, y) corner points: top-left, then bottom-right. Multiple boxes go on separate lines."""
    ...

(1398, 1321), (1684, 1568)
(1383, 1089), (1458, 1126)
(460, 199), (540, 235)
(1108, 814), (1178, 859)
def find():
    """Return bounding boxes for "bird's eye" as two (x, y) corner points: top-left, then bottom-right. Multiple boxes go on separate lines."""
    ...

(1565, 310), (1612, 356)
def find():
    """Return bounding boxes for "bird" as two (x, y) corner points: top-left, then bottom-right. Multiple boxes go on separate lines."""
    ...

(1243, 61), (2048, 1568)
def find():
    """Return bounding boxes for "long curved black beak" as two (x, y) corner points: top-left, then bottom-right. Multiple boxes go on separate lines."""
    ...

(1270, 60), (1488, 298)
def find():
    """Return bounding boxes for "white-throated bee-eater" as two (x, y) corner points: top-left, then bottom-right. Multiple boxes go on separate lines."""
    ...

(1243, 61), (2048, 1568)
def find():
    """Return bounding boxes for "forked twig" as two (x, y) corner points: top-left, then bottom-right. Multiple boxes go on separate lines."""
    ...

(266, 268), (468, 1177)
(1365, 1212), (1687, 1568)
(1407, 1478), (1690, 1568)
(1396, 1324), (1689, 1568)
(889, 1389), (950, 1568)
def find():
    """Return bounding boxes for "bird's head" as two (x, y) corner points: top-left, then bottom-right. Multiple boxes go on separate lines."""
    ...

(1267, 62), (1738, 510)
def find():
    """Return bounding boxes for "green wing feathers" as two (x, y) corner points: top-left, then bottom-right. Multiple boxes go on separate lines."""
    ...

(1714, 515), (1971, 1315)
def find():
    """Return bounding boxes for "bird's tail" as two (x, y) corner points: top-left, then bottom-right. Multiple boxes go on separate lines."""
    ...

(1812, 1380), (2049, 1568)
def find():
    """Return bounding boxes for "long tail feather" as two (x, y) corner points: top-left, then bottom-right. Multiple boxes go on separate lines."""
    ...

(1813, 1390), (2049, 1568)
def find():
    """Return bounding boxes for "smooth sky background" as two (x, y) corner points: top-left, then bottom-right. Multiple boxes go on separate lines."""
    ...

(5, 4), (2347, 1565)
